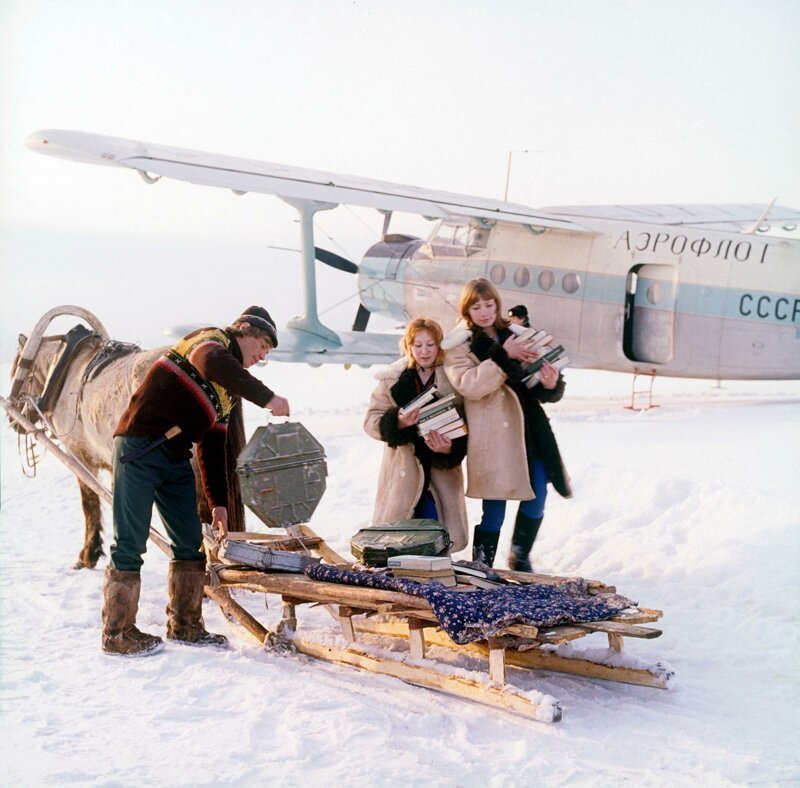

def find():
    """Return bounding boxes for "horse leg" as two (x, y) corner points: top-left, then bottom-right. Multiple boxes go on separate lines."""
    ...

(75, 479), (104, 569)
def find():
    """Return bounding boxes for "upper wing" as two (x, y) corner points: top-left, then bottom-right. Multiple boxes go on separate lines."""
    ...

(27, 129), (590, 233)
(544, 203), (800, 232)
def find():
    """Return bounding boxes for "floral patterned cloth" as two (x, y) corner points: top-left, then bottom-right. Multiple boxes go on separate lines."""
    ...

(306, 564), (634, 645)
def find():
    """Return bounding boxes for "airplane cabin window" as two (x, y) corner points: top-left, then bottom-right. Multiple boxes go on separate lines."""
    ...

(513, 267), (530, 287)
(562, 273), (581, 294)
(538, 270), (555, 291)
(490, 264), (506, 284)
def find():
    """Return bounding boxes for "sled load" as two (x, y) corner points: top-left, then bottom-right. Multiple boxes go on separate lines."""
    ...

(202, 423), (673, 724)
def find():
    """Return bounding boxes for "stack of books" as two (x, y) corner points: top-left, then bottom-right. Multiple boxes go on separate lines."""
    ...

(416, 394), (468, 440)
(387, 554), (458, 587)
(398, 385), (438, 416)
(508, 324), (570, 387)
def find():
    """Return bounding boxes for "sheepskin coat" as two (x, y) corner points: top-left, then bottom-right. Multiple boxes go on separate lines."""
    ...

(442, 322), (571, 501)
(364, 359), (469, 553)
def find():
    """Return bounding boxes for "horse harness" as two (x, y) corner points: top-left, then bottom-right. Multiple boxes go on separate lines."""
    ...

(32, 325), (141, 422)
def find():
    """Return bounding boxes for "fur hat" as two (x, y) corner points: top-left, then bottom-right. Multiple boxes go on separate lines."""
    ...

(235, 305), (278, 348)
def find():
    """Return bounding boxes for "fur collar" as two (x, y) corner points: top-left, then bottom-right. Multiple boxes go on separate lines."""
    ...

(440, 320), (471, 351)
(373, 357), (408, 381)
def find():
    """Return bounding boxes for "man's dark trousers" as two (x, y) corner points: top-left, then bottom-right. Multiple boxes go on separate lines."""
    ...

(110, 435), (205, 571)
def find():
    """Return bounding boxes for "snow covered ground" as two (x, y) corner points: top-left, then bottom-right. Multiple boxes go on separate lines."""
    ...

(1, 362), (798, 786)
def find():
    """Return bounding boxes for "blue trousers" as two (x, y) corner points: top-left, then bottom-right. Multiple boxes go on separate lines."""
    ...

(110, 435), (205, 571)
(478, 458), (548, 533)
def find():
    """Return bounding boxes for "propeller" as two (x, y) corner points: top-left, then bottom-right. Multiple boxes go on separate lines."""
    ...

(313, 247), (371, 332)
(314, 247), (358, 274)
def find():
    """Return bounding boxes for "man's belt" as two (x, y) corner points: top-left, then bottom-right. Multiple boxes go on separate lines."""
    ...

(119, 426), (183, 465)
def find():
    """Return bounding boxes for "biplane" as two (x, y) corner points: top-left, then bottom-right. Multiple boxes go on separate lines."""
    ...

(27, 130), (800, 380)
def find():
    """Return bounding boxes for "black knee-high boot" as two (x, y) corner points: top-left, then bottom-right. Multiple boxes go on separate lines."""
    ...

(472, 526), (500, 568)
(508, 512), (542, 572)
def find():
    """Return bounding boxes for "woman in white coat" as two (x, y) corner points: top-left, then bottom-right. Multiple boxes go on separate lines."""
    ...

(364, 318), (469, 553)
(442, 278), (571, 569)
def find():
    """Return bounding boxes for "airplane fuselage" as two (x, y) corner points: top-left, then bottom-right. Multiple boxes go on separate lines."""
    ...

(359, 219), (800, 380)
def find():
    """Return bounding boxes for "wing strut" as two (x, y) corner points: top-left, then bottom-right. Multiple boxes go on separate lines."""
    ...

(281, 198), (341, 345)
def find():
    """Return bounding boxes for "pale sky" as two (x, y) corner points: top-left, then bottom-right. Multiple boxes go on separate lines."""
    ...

(1, 0), (798, 360)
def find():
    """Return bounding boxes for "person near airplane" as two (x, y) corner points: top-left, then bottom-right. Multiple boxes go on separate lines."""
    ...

(364, 318), (469, 553)
(102, 306), (291, 656)
(508, 304), (530, 327)
(442, 279), (571, 570)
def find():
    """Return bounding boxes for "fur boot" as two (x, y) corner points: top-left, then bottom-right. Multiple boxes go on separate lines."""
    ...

(471, 526), (500, 568)
(507, 512), (543, 573)
(101, 567), (164, 656)
(166, 560), (228, 647)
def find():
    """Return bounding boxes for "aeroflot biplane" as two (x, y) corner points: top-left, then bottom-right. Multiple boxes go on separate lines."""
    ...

(27, 130), (800, 380)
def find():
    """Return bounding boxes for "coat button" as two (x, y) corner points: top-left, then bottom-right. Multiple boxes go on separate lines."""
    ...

(503, 422), (509, 427)
(400, 471), (406, 477)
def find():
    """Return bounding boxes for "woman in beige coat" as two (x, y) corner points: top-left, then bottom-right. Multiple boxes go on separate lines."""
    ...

(442, 278), (571, 570)
(364, 318), (469, 553)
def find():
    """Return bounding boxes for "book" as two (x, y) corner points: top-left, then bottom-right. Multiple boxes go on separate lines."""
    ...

(437, 423), (468, 439)
(418, 408), (461, 432)
(523, 352), (570, 387)
(452, 560), (503, 582)
(399, 385), (438, 416)
(417, 393), (456, 419)
(387, 554), (452, 571)
(392, 568), (455, 578)
(467, 576), (503, 590)
(395, 575), (457, 587)
(509, 323), (570, 386)
(509, 324), (553, 351)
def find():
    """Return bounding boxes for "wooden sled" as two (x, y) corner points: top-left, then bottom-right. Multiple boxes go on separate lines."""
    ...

(203, 525), (673, 725)
(1, 393), (671, 725)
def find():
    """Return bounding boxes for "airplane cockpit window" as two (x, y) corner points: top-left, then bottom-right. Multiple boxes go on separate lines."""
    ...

(429, 220), (491, 256)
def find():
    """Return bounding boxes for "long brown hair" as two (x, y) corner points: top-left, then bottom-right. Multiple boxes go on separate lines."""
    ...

(401, 318), (444, 368)
(459, 277), (508, 331)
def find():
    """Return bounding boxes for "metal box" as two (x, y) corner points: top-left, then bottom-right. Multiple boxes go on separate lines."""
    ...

(349, 519), (451, 566)
(219, 539), (321, 573)
(236, 422), (327, 528)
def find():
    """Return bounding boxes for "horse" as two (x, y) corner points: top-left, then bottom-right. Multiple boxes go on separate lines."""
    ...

(10, 317), (245, 569)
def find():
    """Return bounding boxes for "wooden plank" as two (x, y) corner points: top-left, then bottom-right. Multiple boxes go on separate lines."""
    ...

(572, 621), (662, 639)
(487, 638), (507, 685)
(226, 532), (323, 550)
(338, 607), (356, 643)
(296, 524), (349, 564)
(278, 599), (297, 636)
(291, 637), (562, 723)
(611, 608), (663, 624)
(203, 585), (270, 643)
(354, 618), (672, 689)
(494, 567), (613, 594)
(533, 626), (592, 645)
(608, 633), (624, 652)
(408, 619), (427, 660)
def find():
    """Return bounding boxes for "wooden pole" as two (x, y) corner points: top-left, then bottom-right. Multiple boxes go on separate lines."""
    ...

(1, 394), (170, 556)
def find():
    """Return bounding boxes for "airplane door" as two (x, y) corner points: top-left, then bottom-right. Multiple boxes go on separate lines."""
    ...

(623, 264), (679, 364)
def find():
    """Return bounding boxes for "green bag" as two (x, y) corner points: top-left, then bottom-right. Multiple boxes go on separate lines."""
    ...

(349, 519), (451, 567)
